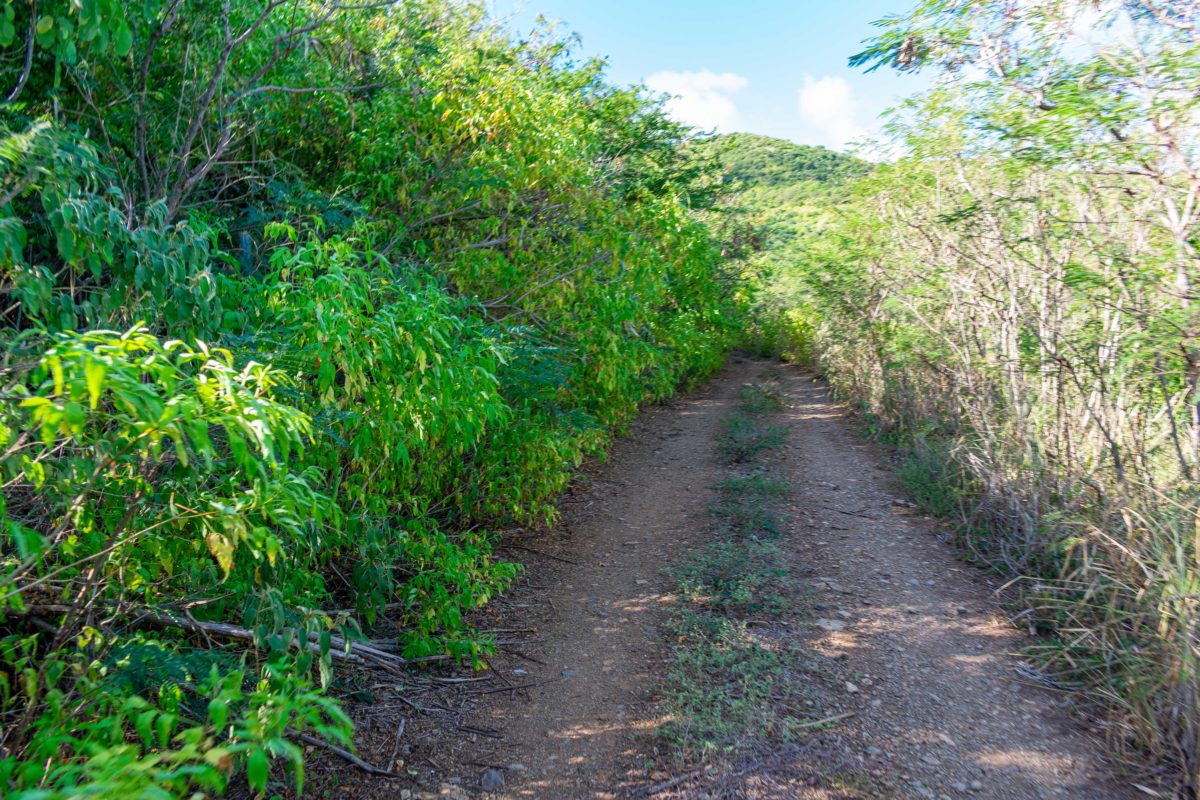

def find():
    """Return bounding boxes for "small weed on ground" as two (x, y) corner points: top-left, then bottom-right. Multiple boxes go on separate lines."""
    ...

(738, 383), (786, 415)
(711, 473), (791, 536)
(658, 609), (816, 761)
(715, 473), (790, 499)
(717, 413), (788, 464)
(673, 539), (792, 614)
(895, 444), (961, 517)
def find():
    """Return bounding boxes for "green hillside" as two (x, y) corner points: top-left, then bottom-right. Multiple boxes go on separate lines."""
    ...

(699, 132), (863, 191)
(691, 134), (863, 355)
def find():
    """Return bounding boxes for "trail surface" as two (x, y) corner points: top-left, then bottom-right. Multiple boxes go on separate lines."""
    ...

(769, 369), (1132, 800)
(324, 359), (1134, 799)
(450, 357), (760, 797)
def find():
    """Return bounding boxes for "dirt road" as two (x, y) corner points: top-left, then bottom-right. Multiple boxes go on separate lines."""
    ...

(768, 369), (1132, 800)
(323, 359), (1134, 799)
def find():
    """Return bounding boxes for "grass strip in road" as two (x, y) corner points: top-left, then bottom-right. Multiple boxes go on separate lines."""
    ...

(654, 379), (824, 765)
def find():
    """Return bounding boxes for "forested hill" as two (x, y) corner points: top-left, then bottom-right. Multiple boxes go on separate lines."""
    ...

(697, 133), (862, 194)
(693, 133), (863, 248)
(690, 133), (862, 354)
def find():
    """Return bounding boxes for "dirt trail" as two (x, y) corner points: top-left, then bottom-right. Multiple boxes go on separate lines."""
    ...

(439, 357), (765, 798)
(328, 359), (1134, 799)
(773, 369), (1133, 800)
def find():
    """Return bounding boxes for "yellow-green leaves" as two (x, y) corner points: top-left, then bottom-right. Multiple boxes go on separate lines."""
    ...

(17, 0), (137, 68)
(84, 359), (106, 409)
(0, 1), (746, 796)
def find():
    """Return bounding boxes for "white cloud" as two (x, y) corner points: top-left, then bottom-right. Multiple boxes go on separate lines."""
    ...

(645, 70), (748, 132)
(798, 75), (867, 150)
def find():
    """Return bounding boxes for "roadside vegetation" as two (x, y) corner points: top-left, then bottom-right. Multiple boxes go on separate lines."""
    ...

(730, 2), (1200, 794)
(689, 134), (861, 359)
(0, 2), (745, 795)
(6, 0), (1196, 795)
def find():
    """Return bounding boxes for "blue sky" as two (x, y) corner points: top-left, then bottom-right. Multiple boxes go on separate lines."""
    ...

(485, 1), (930, 151)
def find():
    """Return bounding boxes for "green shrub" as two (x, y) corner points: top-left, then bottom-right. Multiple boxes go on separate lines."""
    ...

(0, 0), (746, 794)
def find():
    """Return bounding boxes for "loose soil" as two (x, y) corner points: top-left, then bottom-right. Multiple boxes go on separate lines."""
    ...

(312, 359), (1139, 800)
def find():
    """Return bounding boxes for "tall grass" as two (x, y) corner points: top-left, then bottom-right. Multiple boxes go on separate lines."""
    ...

(1030, 495), (1200, 780)
(777, 89), (1200, 793)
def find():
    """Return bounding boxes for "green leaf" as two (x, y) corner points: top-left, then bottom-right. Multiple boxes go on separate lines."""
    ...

(63, 401), (85, 432)
(84, 359), (107, 409)
(114, 21), (132, 57)
(135, 709), (156, 747)
(247, 748), (269, 792)
(7, 520), (46, 560)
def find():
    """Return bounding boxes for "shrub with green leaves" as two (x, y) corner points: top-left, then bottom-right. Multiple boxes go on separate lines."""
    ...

(0, 0), (745, 794)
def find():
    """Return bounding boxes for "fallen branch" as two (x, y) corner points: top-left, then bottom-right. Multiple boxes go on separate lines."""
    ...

(500, 543), (580, 565)
(642, 768), (705, 797)
(793, 710), (855, 729)
(293, 729), (401, 778)
(469, 678), (559, 695)
(21, 603), (448, 672)
(820, 505), (880, 520)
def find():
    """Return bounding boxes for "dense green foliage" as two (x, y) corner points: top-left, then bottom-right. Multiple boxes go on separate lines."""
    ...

(691, 134), (861, 356)
(699, 133), (861, 192)
(0, 2), (743, 795)
(760, 1), (1200, 793)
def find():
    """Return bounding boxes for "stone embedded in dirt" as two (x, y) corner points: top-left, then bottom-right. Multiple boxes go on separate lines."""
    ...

(816, 618), (846, 631)
(911, 780), (936, 799)
(845, 681), (860, 693)
(814, 576), (850, 593)
(480, 768), (505, 792)
(507, 762), (525, 773)
(561, 669), (577, 677)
